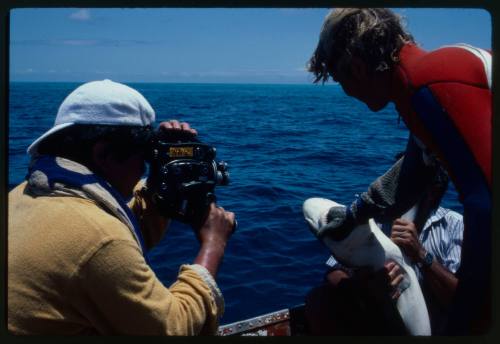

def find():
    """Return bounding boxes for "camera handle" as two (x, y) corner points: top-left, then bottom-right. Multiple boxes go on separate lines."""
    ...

(185, 191), (217, 229)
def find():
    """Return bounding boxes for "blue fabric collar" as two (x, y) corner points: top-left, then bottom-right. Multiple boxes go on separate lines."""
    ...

(27, 155), (148, 255)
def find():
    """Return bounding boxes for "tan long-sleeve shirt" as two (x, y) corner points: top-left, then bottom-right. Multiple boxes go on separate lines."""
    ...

(8, 182), (223, 335)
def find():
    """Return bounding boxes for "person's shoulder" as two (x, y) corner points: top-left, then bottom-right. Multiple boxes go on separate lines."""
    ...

(66, 197), (136, 239)
(410, 44), (489, 87)
(51, 197), (142, 264)
(436, 207), (464, 230)
(438, 207), (462, 219)
(423, 44), (488, 65)
(16, 190), (135, 242)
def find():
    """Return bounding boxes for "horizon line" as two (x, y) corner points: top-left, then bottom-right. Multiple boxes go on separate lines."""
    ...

(9, 80), (339, 86)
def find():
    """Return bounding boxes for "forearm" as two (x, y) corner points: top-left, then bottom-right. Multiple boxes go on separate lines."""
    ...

(193, 203), (234, 278)
(356, 136), (438, 223)
(194, 241), (226, 278)
(421, 261), (459, 306)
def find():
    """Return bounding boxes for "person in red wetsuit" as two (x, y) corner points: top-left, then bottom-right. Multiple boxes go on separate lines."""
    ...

(307, 8), (491, 335)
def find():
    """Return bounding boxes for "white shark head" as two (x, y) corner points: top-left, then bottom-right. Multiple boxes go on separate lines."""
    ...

(303, 197), (387, 269)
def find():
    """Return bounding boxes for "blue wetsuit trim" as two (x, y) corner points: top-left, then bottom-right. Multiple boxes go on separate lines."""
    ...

(411, 87), (491, 334)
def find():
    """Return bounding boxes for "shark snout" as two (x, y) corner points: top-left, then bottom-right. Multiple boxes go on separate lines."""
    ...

(303, 197), (341, 236)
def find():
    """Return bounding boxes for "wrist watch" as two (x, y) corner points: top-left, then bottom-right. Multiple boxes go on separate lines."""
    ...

(419, 250), (434, 268)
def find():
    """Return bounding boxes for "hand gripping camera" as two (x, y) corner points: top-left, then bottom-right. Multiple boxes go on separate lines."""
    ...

(147, 130), (230, 225)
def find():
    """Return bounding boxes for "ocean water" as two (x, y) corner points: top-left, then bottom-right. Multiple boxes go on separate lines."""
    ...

(8, 82), (462, 324)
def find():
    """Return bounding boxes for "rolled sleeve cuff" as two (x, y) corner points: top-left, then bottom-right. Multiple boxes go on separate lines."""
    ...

(185, 264), (225, 318)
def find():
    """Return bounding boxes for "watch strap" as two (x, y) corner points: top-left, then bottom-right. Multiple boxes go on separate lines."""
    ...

(422, 251), (434, 268)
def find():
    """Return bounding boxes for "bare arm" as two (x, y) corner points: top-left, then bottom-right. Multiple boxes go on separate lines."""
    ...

(193, 203), (235, 277)
(391, 218), (458, 306)
(420, 257), (459, 306)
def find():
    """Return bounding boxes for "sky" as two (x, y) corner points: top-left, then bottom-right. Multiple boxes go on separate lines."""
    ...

(9, 8), (492, 84)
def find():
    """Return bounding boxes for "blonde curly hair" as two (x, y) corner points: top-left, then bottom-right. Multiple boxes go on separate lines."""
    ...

(308, 8), (415, 83)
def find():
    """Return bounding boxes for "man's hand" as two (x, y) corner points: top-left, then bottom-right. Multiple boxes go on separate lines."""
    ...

(145, 119), (198, 204)
(355, 261), (405, 301)
(384, 261), (405, 300)
(193, 203), (235, 277)
(390, 218), (425, 263)
(158, 119), (198, 136)
(196, 203), (235, 247)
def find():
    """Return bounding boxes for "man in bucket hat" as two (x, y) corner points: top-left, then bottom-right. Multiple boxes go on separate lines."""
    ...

(8, 79), (235, 335)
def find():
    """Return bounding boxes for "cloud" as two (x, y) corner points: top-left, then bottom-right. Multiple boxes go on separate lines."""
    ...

(13, 68), (35, 75)
(69, 9), (91, 21)
(61, 39), (99, 46)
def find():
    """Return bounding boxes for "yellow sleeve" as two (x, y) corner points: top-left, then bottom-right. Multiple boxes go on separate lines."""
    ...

(74, 239), (224, 335)
(128, 179), (170, 250)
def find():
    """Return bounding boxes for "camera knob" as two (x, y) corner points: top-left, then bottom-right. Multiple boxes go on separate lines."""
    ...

(160, 165), (168, 176)
(207, 147), (216, 160)
(217, 161), (228, 171)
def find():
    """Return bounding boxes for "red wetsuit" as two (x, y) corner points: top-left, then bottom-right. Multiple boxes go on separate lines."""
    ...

(390, 44), (492, 334)
(391, 43), (491, 191)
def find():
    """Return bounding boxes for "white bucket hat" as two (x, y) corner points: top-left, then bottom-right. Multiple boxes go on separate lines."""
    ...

(27, 79), (156, 156)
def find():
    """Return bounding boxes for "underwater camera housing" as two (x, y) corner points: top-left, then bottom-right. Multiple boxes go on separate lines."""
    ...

(147, 130), (230, 224)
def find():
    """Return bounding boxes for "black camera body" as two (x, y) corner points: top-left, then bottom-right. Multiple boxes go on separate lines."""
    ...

(147, 131), (229, 224)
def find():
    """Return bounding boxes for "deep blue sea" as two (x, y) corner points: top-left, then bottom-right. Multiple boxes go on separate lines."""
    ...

(8, 82), (462, 325)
